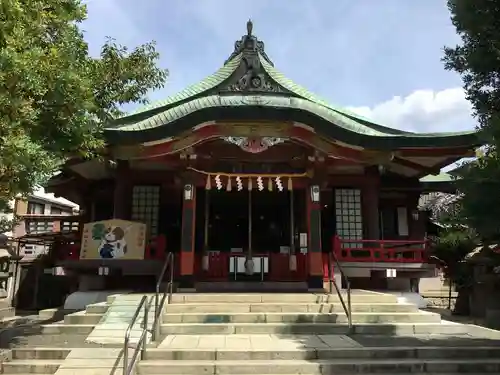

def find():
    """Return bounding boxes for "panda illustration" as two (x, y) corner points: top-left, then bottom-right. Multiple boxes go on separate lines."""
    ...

(98, 226), (128, 259)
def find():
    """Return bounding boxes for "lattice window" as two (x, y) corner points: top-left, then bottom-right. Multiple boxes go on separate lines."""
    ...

(131, 185), (160, 239)
(334, 189), (363, 248)
(27, 202), (45, 214)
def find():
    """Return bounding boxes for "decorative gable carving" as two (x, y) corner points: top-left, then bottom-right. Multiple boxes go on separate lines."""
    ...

(219, 20), (289, 94)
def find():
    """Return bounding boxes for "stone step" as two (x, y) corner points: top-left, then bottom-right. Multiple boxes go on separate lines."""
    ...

(169, 293), (397, 304)
(108, 292), (397, 304)
(85, 303), (109, 314)
(12, 348), (71, 360)
(41, 324), (95, 335)
(136, 358), (500, 374)
(2, 359), (63, 374)
(0, 306), (16, 320)
(65, 311), (159, 325)
(160, 322), (469, 335)
(144, 346), (500, 361)
(163, 302), (418, 313)
(161, 312), (441, 324)
(64, 313), (103, 325)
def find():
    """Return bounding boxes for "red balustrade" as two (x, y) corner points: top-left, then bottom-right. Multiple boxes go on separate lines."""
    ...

(65, 244), (80, 260)
(331, 236), (428, 263)
(145, 234), (167, 260)
(52, 242), (80, 261)
(199, 252), (308, 281)
(269, 253), (308, 281)
(202, 252), (230, 280)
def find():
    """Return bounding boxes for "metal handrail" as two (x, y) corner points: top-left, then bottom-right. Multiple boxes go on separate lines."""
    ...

(152, 252), (174, 341)
(123, 295), (150, 375)
(328, 251), (353, 332)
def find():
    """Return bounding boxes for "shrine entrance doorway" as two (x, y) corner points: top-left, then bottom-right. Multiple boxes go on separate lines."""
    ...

(194, 187), (307, 282)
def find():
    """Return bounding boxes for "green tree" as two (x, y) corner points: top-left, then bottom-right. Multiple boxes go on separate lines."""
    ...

(0, 0), (168, 232)
(443, 0), (500, 241)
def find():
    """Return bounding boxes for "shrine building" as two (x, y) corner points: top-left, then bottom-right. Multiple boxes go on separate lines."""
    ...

(45, 22), (479, 293)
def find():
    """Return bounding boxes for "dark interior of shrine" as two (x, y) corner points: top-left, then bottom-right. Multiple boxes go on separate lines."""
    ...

(194, 188), (309, 254)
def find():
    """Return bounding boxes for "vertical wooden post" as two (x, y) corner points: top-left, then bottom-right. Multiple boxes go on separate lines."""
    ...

(179, 184), (196, 289)
(408, 192), (425, 240)
(363, 167), (380, 240)
(113, 160), (131, 220)
(307, 185), (323, 289)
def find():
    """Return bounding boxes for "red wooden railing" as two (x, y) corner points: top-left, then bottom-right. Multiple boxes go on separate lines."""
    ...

(19, 214), (83, 236)
(144, 234), (167, 260)
(331, 236), (428, 263)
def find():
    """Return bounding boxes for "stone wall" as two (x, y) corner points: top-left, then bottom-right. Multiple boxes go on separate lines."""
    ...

(423, 295), (457, 309)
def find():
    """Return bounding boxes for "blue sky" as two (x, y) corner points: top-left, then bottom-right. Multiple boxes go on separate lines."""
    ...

(82, 0), (474, 134)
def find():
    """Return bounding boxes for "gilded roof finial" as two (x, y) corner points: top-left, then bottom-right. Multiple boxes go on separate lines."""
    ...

(246, 19), (253, 36)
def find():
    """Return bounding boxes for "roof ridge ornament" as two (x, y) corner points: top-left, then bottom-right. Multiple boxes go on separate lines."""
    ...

(247, 19), (253, 36)
(224, 20), (274, 67)
(221, 20), (284, 93)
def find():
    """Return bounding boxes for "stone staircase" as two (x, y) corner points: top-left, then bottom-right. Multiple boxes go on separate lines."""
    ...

(1, 290), (500, 374)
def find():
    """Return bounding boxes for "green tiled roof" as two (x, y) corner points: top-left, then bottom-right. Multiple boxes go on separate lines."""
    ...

(105, 24), (479, 149)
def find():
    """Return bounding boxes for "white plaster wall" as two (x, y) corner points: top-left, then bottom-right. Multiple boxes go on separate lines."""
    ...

(32, 188), (79, 211)
(344, 268), (370, 277)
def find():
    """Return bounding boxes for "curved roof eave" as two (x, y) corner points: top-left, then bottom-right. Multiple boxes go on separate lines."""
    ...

(257, 54), (475, 137)
(104, 95), (480, 149)
(106, 54), (243, 129)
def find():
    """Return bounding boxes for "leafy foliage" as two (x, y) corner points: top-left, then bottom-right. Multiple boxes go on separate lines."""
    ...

(443, 0), (500, 240)
(431, 226), (476, 286)
(0, 0), (168, 232)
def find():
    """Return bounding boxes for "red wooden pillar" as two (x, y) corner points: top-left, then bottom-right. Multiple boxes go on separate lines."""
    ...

(307, 185), (323, 289)
(179, 184), (196, 288)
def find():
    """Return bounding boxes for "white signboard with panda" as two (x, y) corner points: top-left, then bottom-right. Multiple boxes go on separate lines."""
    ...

(80, 219), (147, 260)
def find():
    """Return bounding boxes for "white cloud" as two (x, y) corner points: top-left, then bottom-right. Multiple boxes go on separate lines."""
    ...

(347, 87), (475, 133)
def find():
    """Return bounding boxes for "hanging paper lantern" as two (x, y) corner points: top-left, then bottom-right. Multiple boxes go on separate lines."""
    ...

(236, 176), (243, 191)
(205, 175), (211, 190)
(215, 175), (222, 190)
(275, 176), (283, 191)
(227, 176), (232, 191)
(287, 177), (293, 191)
(257, 176), (264, 191)
(268, 177), (273, 191)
